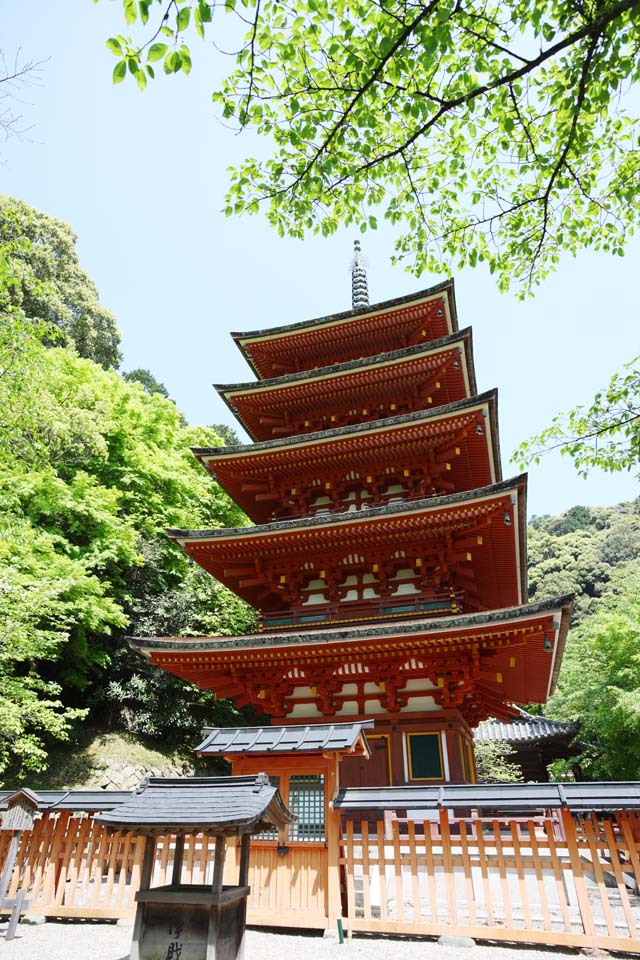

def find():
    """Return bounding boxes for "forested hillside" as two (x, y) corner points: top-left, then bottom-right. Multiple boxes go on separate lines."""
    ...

(523, 500), (640, 780)
(0, 197), (255, 784)
(1, 196), (637, 787)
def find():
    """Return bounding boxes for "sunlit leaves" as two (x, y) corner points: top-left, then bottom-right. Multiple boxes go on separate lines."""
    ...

(548, 563), (640, 780)
(513, 357), (640, 477)
(113, 59), (127, 83)
(147, 42), (168, 61)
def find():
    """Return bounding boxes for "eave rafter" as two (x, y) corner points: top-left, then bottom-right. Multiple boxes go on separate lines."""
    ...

(195, 395), (499, 524)
(172, 480), (526, 618)
(218, 331), (474, 442)
(146, 609), (562, 724)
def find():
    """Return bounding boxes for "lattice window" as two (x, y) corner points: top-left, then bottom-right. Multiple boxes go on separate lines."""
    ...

(288, 775), (325, 842)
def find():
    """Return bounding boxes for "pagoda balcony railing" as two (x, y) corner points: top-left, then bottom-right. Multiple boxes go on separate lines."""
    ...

(259, 590), (465, 631)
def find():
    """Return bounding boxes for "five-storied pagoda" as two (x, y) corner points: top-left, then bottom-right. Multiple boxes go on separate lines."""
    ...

(131, 245), (571, 792)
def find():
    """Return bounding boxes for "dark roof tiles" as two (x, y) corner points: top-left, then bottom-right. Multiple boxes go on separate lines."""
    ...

(195, 721), (373, 756)
(94, 774), (294, 836)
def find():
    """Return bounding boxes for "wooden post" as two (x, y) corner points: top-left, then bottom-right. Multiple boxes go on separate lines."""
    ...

(130, 835), (155, 960)
(171, 834), (185, 887)
(325, 756), (342, 927)
(238, 834), (251, 887)
(211, 836), (226, 894)
(0, 832), (20, 906)
(5, 888), (25, 941)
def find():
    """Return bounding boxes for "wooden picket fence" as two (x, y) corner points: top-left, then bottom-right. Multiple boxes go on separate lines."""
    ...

(0, 811), (328, 927)
(340, 809), (640, 951)
(3, 805), (640, 951)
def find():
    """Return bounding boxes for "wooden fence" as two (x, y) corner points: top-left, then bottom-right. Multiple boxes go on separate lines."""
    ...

(3, 806), (640, 952)
(0, 811), (328, 927)
(340, 809), (640, 952)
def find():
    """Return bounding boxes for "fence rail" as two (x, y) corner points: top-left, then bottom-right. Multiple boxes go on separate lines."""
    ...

(3, 804), (640, 950)
(339, 809), (640, 951)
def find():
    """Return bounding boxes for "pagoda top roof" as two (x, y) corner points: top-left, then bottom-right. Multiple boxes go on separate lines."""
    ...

(217, 328), (475, 442)
(130, 593), (574, 702)
(231, 279), (458, 378)
(217, 327), (472, 397)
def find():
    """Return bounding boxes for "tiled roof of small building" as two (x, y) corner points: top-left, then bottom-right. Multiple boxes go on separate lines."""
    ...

(475, 709), (578, 744)
(195, 720), (373, 756)
(95, 774), (293, 836)
(0, 790), (133, 812)
(334, 781), (640, 813)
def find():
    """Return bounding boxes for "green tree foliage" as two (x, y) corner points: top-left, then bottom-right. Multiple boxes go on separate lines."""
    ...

(123, 367), (170, 397)
(474, 740), (524, 784)
(101, 0), (639, 294)
(208, 423), (243, 446)
(527, 499), (640, 622)
(513, 356), (640, 477)
(0, 282), (252, 780)
(0, 196), (121, 368)
(548, 564), (640, 780)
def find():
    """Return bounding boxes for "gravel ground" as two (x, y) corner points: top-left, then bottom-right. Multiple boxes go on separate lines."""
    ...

(0, 919), (616, 960)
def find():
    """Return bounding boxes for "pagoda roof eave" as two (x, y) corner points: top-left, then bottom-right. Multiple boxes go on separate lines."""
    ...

(167, 474), (525, 544)
(193, 391), (502, 519)
(216, 327), (474, 398)
(128, 593), (573, 699)
(231, 279), (458, 376)
(192, 388), (499, 463)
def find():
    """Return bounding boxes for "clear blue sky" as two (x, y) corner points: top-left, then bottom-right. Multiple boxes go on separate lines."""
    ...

(3, 1), (638, 517)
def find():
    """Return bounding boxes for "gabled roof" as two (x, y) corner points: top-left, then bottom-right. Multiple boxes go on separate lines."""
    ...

(232, 279), (458, 378)
(195, 720), (373, 756)
(95, 774), (294, 837)
(0, 790), (133, 812)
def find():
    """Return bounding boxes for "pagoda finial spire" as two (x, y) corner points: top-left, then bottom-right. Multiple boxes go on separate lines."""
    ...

(351, 239), (369, 310)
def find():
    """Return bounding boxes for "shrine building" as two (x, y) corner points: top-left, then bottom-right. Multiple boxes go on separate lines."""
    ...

(130, 245), (572, 798)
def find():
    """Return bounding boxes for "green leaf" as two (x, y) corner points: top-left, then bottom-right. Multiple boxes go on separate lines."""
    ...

(176, 6), (190, 31)
(113, 60), (127, 84)
(179, 45), (192, 75)
(105, 37), (123, 56)
(136, 66), (147, 90)
(123, 0), (137, 26)
(147, 43), (168, 62)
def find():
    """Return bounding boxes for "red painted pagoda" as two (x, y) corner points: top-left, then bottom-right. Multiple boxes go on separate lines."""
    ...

(132, 245), (571, 788)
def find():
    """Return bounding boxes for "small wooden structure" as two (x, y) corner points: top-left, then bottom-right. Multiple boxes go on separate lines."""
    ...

(475, 708), (579, 781)
(95, 775), (293, 960)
